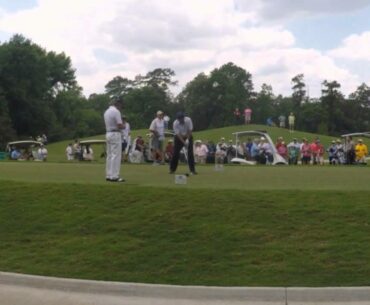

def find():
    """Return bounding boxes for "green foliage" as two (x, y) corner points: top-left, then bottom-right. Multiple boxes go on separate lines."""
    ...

(179, 62), (254, 130)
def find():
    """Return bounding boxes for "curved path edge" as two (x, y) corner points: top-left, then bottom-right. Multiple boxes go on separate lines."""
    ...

(0, 271), (370, 305)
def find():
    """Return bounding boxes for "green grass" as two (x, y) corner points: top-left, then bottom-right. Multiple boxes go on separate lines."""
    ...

(1, 162), (370, 190)
(0, 162), (370, 286)
(0, 181), (369, 286)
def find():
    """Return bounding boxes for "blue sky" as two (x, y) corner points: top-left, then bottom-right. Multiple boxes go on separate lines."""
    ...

(0, 0), (36, 12)
(287, 6), (370, 50)
(0, 0), (369, 97)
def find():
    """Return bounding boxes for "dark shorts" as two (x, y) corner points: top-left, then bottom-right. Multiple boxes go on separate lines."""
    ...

(151, 137), (164, 150)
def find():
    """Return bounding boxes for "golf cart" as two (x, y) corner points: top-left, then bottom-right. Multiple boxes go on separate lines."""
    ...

(230, 130), (288, 165)
(6, 140), (44, 161)
(341, 132), (370, 163)
(79, 139), (106, 161)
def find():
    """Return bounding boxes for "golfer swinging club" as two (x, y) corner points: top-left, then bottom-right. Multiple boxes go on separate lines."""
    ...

(169, 112), (197, 175)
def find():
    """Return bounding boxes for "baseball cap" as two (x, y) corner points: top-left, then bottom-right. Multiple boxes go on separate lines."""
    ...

(176, 111), (185, 119)
(157, 110), (164, 115)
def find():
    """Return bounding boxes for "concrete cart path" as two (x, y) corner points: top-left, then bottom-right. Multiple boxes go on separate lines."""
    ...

(1, 272), (370, 305)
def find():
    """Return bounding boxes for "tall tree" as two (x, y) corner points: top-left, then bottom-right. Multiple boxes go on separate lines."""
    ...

(321, 80), (344, 134)
(0, 34), (78, 138)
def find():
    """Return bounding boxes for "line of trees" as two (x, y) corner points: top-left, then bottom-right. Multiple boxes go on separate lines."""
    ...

(1, 34), (370, 149)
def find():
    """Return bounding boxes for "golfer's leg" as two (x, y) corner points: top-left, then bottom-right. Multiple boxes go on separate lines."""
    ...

(170, 138), (182, 172)
(106, 134), (112, 179)
(187, 138), (195, 172)
(111, 135), (122, 179)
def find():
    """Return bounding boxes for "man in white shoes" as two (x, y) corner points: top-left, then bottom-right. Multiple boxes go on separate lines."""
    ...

(104, 97), (125, 182)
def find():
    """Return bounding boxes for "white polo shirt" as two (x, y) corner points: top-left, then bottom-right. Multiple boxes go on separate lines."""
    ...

(173, 117), (193, 137)
(104, 106), (122, 132)
(149, 118), (165, 138)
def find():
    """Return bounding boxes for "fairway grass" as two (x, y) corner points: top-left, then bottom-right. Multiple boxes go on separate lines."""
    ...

(0, 161), (370, 190)
(0, 162), (370, 286)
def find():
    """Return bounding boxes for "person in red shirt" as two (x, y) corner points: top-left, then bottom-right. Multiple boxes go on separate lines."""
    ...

(310, 139), (319, 165)
(164, 139), (174, 163)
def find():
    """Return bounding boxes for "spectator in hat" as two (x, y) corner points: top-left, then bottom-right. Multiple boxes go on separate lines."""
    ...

(194, 140), (208, 164)
(170, 112), (197, 174)
(327, 140), (338, 165)
(149, 110), (165, 165)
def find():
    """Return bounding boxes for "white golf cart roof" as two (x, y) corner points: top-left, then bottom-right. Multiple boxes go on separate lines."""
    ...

(341, 132), (370, 138)
(6, 140), (44, 148)
(231, 130), (288, 165)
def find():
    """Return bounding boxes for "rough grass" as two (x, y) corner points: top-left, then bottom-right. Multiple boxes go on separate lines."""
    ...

(0, 181), (369, 286)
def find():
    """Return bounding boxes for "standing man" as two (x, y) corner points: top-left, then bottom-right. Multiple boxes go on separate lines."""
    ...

(288, 112), (295, 133)
(149, 110), (165, 165)
(170, 112), (197, 175)
(104, 97), (125, 182)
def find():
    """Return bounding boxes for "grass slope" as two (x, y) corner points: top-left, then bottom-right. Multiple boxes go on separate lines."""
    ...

(0, 181), (369, 286)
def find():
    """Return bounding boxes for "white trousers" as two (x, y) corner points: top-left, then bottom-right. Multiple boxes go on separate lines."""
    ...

(106, 132), (122, 179)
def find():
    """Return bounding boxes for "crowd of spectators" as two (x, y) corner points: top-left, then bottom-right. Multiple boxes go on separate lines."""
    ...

(123, 134), (368, 166)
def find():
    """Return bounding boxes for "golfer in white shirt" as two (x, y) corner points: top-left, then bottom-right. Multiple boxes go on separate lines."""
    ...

(104, 98), (125, 182)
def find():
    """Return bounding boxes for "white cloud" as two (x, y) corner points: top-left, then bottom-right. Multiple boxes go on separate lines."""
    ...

(0, 0), (368, 98)
(328, 32), (370, 61)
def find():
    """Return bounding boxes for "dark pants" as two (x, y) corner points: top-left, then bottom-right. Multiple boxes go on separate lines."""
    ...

(170, 136), (195, 173)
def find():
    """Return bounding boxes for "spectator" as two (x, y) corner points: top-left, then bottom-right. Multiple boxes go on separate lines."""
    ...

(277, 141), (288, 160)
(278, 114), (286, 128)
(164, 114), (170, 129)
(287, 138), (300, 165)
(336, 139), (345, 164)
(355, 138), (368, 164)
(206, 140), (216, 163)
(149, 110), (165, 165)
(10, 147), (21, 160)
(327, 140), (338, 165)
(130, 135), (145, 163)
(300, 138), (311, 165)
(38, 144), (48, 161)
(66, 143), (74, 161)
(266, 117), (274, 127)
(194, 140), (208, 164)
(250, 138), (260, 161)
(310, 139), (319, 165)
(215, 137), (228, 164)
(316, 139), (325, 165)
(244, 108), (252, 124)
(83, 144), (94, 161)
(344, 136), (356, 165)
(233, 108), (241, 125)
(257, 137), (273, 164)
(245, 138), (253, 160)
(288, 113), (295, 133)
(73, 139), (82, 161)
(164, 139), (174, 163)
